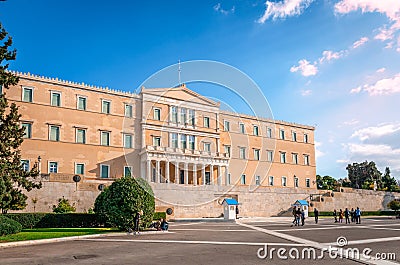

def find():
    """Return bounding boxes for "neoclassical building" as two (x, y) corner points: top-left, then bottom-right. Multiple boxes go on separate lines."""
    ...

(5, 72), (316, 217)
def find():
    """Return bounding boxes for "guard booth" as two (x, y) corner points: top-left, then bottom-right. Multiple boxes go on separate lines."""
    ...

(223, 198), (239, 220)
(293, 200), (309, 217)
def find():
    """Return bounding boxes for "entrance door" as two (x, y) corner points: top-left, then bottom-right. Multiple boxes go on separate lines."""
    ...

(180, 170), (184, 184)
(205, 172), (211, 185)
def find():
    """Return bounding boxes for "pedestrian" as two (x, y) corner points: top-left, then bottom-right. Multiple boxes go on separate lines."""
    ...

(339, 209), (344, 223)
(355, 207), (361, 224)
(344, 208), (350, 224)
(314, 208), (319, 224)
(350, 208), (355, 223)
(235, 205), (239, 219)
(134, 209), (143, 235)
(295, 207), (302, 226)
(291, 206), (297, 227)
(301, 209), (305, 226)
(333, 209), (338, 223)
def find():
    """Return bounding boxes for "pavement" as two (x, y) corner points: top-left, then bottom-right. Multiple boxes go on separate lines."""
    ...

(0, 217), (399, 264)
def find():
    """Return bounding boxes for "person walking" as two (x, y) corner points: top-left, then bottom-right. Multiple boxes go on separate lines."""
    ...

(339, 209), (344, 223)
(333, 209), (338, 223)
(355, 207), (361, 224)
(350, 208), (355, 223)
(295, 207), (302, 226)
(291, 206), (297, 227)
(314, 208), (319, 224)
(344, 208), (350, 224)
(301, 209), (305, 226)
(134, 210), (143, 235)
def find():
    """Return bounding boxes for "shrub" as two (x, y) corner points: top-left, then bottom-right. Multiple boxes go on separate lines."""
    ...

(4, 213), (102, 228)
(94, 177), (155, 231)
(0, 215), (22, 236)
(153, 212), (167, 220)
(52, 198), (76, 213)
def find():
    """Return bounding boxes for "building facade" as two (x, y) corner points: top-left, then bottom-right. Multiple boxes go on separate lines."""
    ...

(5, 72), (316, 217)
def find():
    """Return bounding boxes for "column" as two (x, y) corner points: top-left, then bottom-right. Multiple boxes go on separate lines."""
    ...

(193, 164), (197, 185)
(202, 164), (205, 185)
(146, 159), (151, 182)
(225, 166), (229, 185)
(175, 162), (179, 184)
(217, 165), (222, 186)
(165, 161), (170, 184)
(156, 160), (160, 183)
(184, 162), (188, 185)
(210, 164), (214, 185)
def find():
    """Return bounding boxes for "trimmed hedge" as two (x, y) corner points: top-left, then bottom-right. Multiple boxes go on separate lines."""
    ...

(153, 212), (166, 220)
(0, 215), (23, 236)
(308, 210), (397, 217)
(4, 213), (102, 229)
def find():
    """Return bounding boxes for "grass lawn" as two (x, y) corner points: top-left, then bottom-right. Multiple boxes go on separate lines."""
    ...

(0, 228), (119, 243)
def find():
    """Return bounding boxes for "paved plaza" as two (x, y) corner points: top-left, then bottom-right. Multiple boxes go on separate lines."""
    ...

(0, 217), (399, 264)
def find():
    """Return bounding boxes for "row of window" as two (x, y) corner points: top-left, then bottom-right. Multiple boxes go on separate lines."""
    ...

(21, 123), (133, 148)
(238, 174), (311, 187)
(21, 159), (132, 178)
(22, 87), (134, 117)
(234, 146), (310, 165)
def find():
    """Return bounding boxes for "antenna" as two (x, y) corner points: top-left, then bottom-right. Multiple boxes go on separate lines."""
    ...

(178, 60), (181, 85)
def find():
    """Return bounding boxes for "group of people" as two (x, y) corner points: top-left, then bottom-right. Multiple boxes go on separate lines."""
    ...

(291, 207), (306, 226)
(130, 210), (169, 235)
(333, 207), (362, 224)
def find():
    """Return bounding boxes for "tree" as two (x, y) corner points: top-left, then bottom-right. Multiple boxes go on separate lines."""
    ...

(0, 22), (41, 213)
(387, 200), (400, 217)
(52, 197), (76, 213)
(94, 177), (155, 231)
(316, 175), (338, 190)
(381, 167), (400, 192)
(346, 161), (382, 190)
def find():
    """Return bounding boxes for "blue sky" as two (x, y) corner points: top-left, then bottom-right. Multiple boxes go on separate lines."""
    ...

(1, 0), (400, 180)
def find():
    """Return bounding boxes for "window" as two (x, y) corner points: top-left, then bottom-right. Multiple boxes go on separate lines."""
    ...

(255, 175), (261, 186)
(22, 123), (32, 139)
(241, 174), (246, 185)
(292, 153), (298, 165)
(279, 129), (285, 140)
(101, 131), (110, 146)
(239, 147), (246, 159)
(282, 176), (287, 187)
(77, 96), (86, 110)
(269, 176), (274, 186)
(100, 164), (110, 178)
(188, 109), (195, 126)
(224, 145), (231, 157)
(124, 166), (132, 177)
(102, 100), (111, 114)
(49, 162), (58, 173)
(75, 163), (85, 175)
(304, 155), (310, 166)
(239, 123), (245, 134)
(49, 125), (60, 141)
(76, 128), (86, 144)
(267, 127), (272, 138)
(189, 135), (195, 150)
(292, 131), (297, 142)
(51, 92), (61, 107)
(204, 116), (210, 128)
(124, 134), (133, 148)
(153, 108), (161, 120)
(0, 85), (2, 95)
(204, 142), (211, 152)
(253, 125), (259, 136)
(180, 108), (187, 124)
(22, 87), (33, 102)
(267, 150), (273, 162)
(227, 173), (231, 185)
(304, 133), (309, 143)
(306, 178), (310, 188)
(254, 149), (260, 160)
(280, 152), (286, 163)
(180, 134), (187, 149)
(224, 120), (230, 131)
(125, 104), (133, 118)
(21, 160), (30, 171)
(294, 177), (299, 187)
(171, 106), (178, 123)
(171, 133), (178, 148)
(153, 136), (161, 147)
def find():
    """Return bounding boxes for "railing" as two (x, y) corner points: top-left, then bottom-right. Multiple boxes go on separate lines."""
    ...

(145, 145), (228, 158)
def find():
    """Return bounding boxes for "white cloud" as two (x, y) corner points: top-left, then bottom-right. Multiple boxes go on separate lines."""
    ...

(376, 67), (386, 73)
(346, 143), (400, 156)
(258, 0), (314, 23)
(214, 3), (235, 15)
(374, 27), (395, 41)
(315, 141), (325, 160)
(351, 123), (400, 141)
(301, 89), (312, 96)
(363, 73), (400, 95)
(319, 50), (346, 63)
(290, 59), (318, 76)
(343, 119), (360, 126)
(350, 86), (362, 94)
(352, 37), (369, 48)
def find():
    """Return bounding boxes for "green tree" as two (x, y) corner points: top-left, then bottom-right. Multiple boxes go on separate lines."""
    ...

(387, 200), (400, 216)
(316, 175), (338, 190)
(52, 197), (76, 213)
(346, 161), (382, 189)
(381, 167), (399, 192)
(0, 23), (41, 213)
(94, 177), (155, 231)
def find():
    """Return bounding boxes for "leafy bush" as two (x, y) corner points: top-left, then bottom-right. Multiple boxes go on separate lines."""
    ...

(94, 177), (155, 230)
(387, 200), (400, 213)
(153, 212), (167, 220)
(4, 213), (102, 228)
(52, 198), (76, 213)
(0, 215), (22, 236)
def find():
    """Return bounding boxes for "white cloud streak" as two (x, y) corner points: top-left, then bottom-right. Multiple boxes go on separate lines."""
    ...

(214, 3), (235, 15)
(290, 59), (318, 76)
(352, 37), (369, 48)
(351, 123), (400, 141)
(258, 0), (314, 23)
